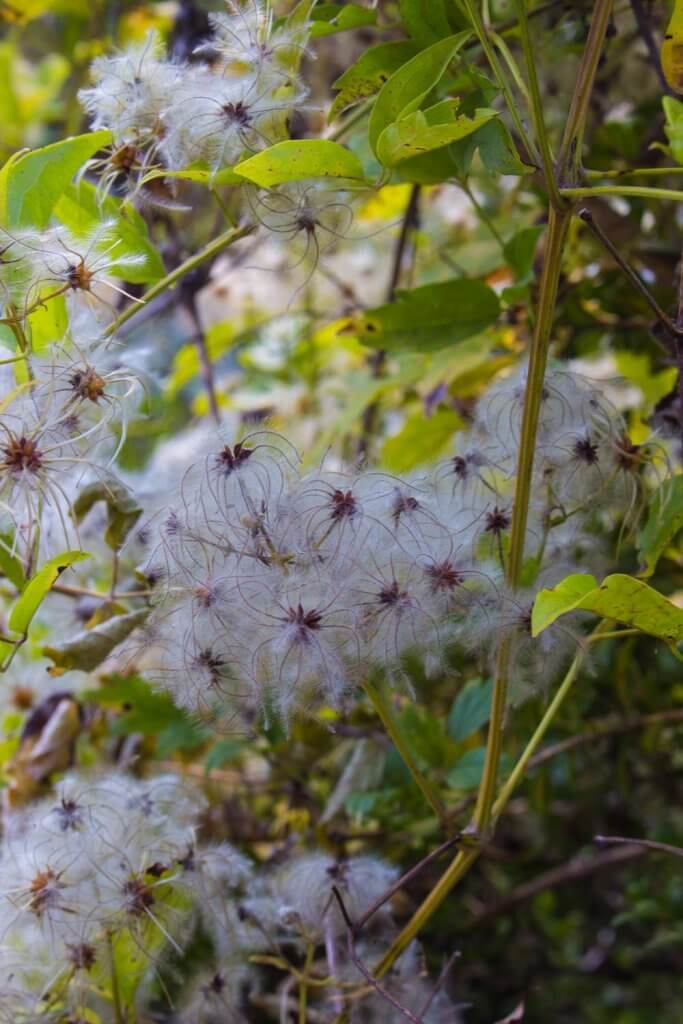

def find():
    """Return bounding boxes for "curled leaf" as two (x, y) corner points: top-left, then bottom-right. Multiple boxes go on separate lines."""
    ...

(44, 608), (148, 675)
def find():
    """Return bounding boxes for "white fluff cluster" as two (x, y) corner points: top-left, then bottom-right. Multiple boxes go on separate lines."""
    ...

(0, 767), (459, 1022)
(0, 330), (140, 562)
(123, 365), (630, 726)
(0, 221), (144, 318)
(0, 771), (199, 1020)
(78, 0), (310, 203)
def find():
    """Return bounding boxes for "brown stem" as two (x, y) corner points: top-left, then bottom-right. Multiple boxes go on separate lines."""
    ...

(527, 708), (683, 769)
(628, 0), (673, 96)
(357, 185), (421, 459)
(595, 835), (683, 860)
(557, 1), (615, 184)
(186, 289), (221, 425)
(578, 208), (681, 337)
(469, 844), (646, 927)
(353, 833), (462, 934)
(332, 887), (422, 1024)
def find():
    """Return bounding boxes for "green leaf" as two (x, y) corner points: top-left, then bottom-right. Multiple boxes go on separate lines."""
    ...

(329, 41), (420, 123)
(44, 608), (148, 673)
(447, 747), (486, 788)
(448, 678), (493, 742)
(9, 550), (90, 636)
(351, 278), (500, 353)
(398, 704), (451, 769)
(503, 225), (544, 282)
(0, 131), (111, 229)
(0, 535), (25, 591)
(477, 118), (535, 176)
(447, 746), (511, 788)
(82, 674), (205, 752)
(532, 573), (683, 645)
(140, 164), (243, 188)
(234, 139), (365, 186)
(205, 738), (244, 772)
(376, 101), (497, 167)
(399, 0), (454, 48)
(310, 3), (377, 37)
(368, 32), (471, 156)
(72, 476), (142, 550)
(382, 408), (463, 472)
(638, 476), (683, 577)
(53, 181), (164, 284)
(26, 293), (68, 354)
(395, 143), (463, 184)
(663, 96), (683, 166)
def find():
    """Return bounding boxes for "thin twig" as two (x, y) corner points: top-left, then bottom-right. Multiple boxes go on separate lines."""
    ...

(103, 222), (254, 338)
(358, 185), (421, 459)
(595, 835), (683, 859)
(469, 844), (646, 927)
(418, 950), (461, 1017)
(182, 268), (222, 424)
(331, 887), (422, 1024)
(629, 0), (673, 96)
(527, 708), (683, 770)
(578, 208), (683, 337)
(353, 832), (462, 933)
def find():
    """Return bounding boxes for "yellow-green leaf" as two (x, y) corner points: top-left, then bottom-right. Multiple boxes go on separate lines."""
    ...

(9, 550), (90, 636)
(234, 140), (365, 187)
(0, 131), (111, 228)
(382, 408), (463, 472)
(329, 41), (420, 123)
(350, 278), (500, 353)
(376, 102), (497, 167)
(638, 476), (683, 577)
(532, 573), (683, 645)
(368, 32), (471, 156)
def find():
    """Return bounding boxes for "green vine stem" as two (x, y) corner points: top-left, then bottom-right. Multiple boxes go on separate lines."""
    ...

(349, 1), (616, 994)
(369, 622), (612, 983)
(103, 222), (255, 338)
(472, 203), (571, 835)
(584, 166), (683, 179)
(458, 0), (539, 166)
(363, 677), (448, 828)
(513, 0), (563, 208)
(561, 185), (683, 201)
(555, 0), (615, 184)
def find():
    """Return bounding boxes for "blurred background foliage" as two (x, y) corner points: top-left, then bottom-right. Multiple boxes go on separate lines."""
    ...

(4, 1), (683, 1021)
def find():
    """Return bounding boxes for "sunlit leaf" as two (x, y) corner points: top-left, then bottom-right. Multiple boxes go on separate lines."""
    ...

(0, 131), (111, 228)
(638, 476), (683, 577)
(329, 41), (420, 122)
(532, 573), (683, 644)
(350, 278), (500, 352)
(662, 96), (683, 164)
(310, 3), (376, 37)
(53, 181), (164, 283)
(234, 139), (365, 186)
(376, 101), (497, 167)
(382, 408), (463, 472)
(368, 32), (471, 156)
(0, 534), (25, 591)
(9, 550), (90, 636)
